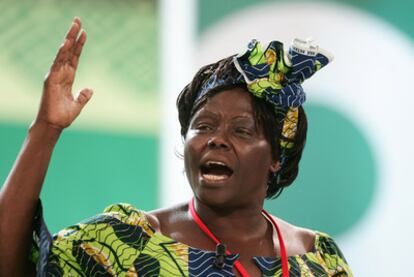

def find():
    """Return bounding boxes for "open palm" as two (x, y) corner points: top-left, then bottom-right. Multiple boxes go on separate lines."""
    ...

(36, 17), (92, 130)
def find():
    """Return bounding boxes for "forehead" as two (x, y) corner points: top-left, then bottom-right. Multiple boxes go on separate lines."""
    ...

(195, 87), (254, 118)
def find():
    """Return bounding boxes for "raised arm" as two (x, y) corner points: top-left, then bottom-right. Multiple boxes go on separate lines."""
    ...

(0, 17), (92, 276)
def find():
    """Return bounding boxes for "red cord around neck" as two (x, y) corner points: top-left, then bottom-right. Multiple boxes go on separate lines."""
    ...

(189, 198), (289, 277)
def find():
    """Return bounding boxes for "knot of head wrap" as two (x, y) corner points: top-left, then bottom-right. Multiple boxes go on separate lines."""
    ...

(233, 38), (332, 107)
(196, 38), (333, 174)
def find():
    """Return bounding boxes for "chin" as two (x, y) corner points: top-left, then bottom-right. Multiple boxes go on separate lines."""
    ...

(194, 186), (236, 208)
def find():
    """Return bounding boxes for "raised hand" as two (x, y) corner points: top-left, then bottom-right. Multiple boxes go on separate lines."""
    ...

(35, 17), (93, 130)
(0, 18), (95, 276)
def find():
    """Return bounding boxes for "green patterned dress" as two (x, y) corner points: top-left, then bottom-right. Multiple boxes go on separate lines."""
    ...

(31, 203), (353, 276)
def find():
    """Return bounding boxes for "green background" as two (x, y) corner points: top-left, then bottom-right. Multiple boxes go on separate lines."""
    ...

(0, 0), (159, 233)
(1, 0), (412, 236)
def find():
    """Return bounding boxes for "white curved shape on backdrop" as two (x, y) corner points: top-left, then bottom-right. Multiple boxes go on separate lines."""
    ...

(160, 0), (196, 207)
(196, 2), (413, 275)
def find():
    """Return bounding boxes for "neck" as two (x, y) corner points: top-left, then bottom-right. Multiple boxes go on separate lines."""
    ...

(190, 197), (268, 242)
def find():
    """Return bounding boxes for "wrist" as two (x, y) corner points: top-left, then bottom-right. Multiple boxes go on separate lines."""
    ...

(28, 120), (63, 143)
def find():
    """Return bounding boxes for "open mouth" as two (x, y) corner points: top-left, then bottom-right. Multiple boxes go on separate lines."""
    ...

(200, 161), (233, 182)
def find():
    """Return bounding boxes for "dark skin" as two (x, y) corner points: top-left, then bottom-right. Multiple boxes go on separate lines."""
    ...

(0, 18), (314, 276)
(147, 89), (316, 276)
(0, 18), (92, 276)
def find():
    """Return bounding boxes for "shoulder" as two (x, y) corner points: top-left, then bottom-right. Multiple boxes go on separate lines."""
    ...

(313, 231), (348, 259)
(97, 202), (189, 235)
(272, 215), (346, 257)
(101, 202), (150, 226)
(45, 203), (177, 275)
(271, 216), (316, 255)
(312, 232), (353, 275)
(271, 216), (353, 274)
(146, 202), (189, 235)
(54, 203), (156, 241)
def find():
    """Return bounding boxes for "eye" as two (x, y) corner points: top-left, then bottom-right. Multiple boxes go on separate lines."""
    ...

(194, 123), (213, 132)
(235, 127), (253, 137)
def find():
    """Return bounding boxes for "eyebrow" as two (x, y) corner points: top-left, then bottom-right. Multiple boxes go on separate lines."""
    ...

(194, 109), (255, 121)
(194, 109), (218, 118)
(193, 110), (257, 127)
(232, 115), (255, 121)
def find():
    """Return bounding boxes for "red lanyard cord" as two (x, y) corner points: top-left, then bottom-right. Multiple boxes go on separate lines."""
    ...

(189, 198), (250, 277)
(189, 198), (289, 277)
(261, 209), (289, 277)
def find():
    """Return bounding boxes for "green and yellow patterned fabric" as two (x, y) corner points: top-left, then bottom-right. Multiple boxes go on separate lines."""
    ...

(31, 203), (352, 276)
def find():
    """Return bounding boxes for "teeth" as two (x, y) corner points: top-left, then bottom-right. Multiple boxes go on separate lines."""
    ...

(202, 174), (229, 181)
(206, 161), (227, 167)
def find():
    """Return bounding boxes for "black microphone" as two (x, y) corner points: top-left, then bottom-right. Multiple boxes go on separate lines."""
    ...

(214, 243), (226, 269)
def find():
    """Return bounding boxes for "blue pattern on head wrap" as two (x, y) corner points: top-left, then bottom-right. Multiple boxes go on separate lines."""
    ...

(197, 70), (244, 101)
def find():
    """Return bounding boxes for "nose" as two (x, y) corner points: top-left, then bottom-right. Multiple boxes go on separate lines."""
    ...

(207, 134), (230, 150)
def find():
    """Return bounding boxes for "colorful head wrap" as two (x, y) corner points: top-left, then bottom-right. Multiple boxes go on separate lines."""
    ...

(196, 38), (333, 179)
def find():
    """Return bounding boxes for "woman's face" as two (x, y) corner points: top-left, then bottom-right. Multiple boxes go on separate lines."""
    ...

(184, 87), (279, 208)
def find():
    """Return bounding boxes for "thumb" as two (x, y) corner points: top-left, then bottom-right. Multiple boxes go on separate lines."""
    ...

(75, 88), (93, 108)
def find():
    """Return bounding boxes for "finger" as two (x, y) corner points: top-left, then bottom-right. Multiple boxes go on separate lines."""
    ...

(52, 20), (82, 68)
(73, 16), (81, 27)
(50, 38), (69, 71)
(65, 18), (81, 43)
(75, 88), (93, 107)
(61, 20), (81, 59)
(71, 30), (87, 69)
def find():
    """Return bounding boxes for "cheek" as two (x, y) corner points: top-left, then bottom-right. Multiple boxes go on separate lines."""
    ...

(183, 134), (203, 177)
(238, 140), (273, 180)
(183, 140), (193, 174)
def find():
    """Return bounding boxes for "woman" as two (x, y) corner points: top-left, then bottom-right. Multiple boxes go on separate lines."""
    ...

(0, 18), (352, 276)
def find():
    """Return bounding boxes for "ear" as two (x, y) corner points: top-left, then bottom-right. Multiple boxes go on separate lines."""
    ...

(269, 160), (281, 173)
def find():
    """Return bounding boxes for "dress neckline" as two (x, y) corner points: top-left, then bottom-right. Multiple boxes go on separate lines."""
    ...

(189, 198), (289, 277)
(150, 226), (322, 258)
(139, 204), (323, 276)
(141, 207), (320, 259)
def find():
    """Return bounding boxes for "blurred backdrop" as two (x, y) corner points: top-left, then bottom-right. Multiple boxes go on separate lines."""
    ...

(1, 0), (413, 275)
